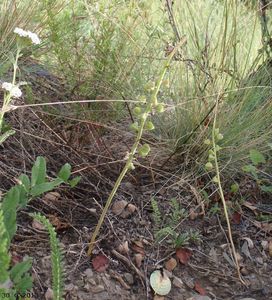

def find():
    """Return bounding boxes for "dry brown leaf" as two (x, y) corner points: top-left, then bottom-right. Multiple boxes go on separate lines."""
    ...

(44, 192), (61, 202)
(48, 215), (70, 231)
(189, 208), (198, 220)
(92, 254), (109, 272)
(242, 201), (258, 215)
(261, 240), (268, 250)
(176, 248), (192, 265)
(117, 241), (130, 255)
(242, 237), (254, 249)
(32, 219), (45, 231)
(194, 281), (207, 295)
(132, 240), (145, 255)
(165, 257), (177, 272)
(112, 200), (128, 216)
(153, 295), (164, 300)
(127, 203), (137, 213)
(232, 211), (242, 224)
(112, 200), (137, 218)
(134, 253), (144, 268)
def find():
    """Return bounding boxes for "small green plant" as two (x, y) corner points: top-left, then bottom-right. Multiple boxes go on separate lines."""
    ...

(31, 213), (64, 300)
(0, 157), (79, 299)
(151, 197), (199, 248)
(242, 148), (272, 193)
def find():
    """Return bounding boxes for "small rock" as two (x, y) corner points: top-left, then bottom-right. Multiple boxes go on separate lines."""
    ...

(173, 276), (184, 289)
(163, 269), (173, 279)
(187, 296), (212, 300)
(241, 267), (250, 276)
(101, 276), (111, 289)
(32, 219), (45, 230)
(88, 278), (96, 286)
(90, 284), (105, 293)
(124, 273), (134, 285)
(117, 241), (129, 255)
(134, 253), (144, 268)
(154, 295), (165, 300)
(256, 257), (263, 264)
(41, 255), (51, 270)
(165, 257), (177, 272)
(64, 283), (75, 291)
(76, 279), (85, 288)
(84, 268), (93, 278)
(45, 288), (53, 300)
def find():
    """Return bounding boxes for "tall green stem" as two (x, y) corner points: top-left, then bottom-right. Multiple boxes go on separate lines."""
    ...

(87, 38), (186, 256)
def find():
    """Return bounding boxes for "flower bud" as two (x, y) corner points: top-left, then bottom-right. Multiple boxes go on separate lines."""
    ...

(204, 139), (211, 145)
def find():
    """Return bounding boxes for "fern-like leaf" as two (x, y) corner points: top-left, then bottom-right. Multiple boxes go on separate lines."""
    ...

(31, 213), (64, 300)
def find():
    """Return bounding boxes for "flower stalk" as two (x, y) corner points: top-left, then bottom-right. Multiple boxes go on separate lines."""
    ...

(87, 37), (186, 256)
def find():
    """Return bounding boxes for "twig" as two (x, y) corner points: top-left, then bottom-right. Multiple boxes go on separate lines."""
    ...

(111, 249), (145, 280)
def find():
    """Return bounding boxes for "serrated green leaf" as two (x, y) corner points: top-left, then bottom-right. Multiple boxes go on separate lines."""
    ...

(57, 163), (71, 181)
(31, 156), (47, 186)
(10, 259), (32, 293)
(10, 259), (32, 284)
(249, 149), (266, 165)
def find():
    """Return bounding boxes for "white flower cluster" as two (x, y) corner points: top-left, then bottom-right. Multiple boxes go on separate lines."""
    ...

(14, 27), (41, 45)
(2, 82), (22, 98)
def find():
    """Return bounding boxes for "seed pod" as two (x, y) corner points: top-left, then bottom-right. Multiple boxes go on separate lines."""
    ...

(205, 162), (213, 171)
(156, 103), (165, 113)
(138, 144), (150, 158)
(133, 106), (142, 115)
(208, 154), (215, 161)
(130, 122), (139, 131)
(145, 121), (155, 130)
(204, 139), (211, 145)
(217, 133), (223, 140)
(212, 176), (219, 183)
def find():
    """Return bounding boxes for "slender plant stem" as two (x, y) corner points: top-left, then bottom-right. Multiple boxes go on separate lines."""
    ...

(212, 96), (246, 285)
(87, 37), (186, 256)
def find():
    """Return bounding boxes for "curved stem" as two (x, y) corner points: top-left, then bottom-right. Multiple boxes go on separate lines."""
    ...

(212, 96), (246, 285)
